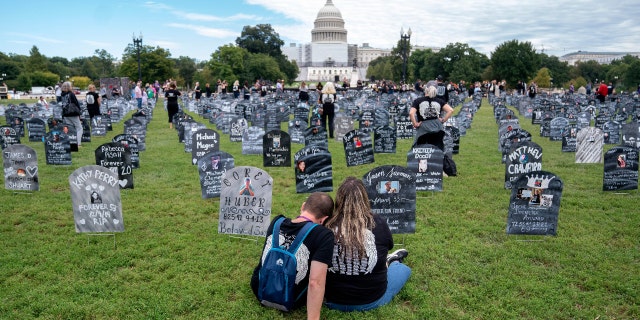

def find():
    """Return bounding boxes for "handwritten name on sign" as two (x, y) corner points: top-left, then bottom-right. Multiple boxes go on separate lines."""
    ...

(191, 128), (220, 165)
(198, 151), (235, 199)
(3, 144), (39, 191)
(218, 166), (273, 237)
(69, 165), (124, 233)
(504, 141), (543, 190)
(363, 165), (416, 234)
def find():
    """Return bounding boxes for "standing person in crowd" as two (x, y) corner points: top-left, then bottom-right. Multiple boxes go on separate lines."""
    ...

(60, 81), (83, 147)
(38, 96), (49, 109)
(99, 84), (107, 100)
(194, 81), (202, 102)
(607, 81), (615, 101)
(528, 81), (537, 99)
(299, 81), (309, 102)
(414, 79), (423, 93)
(205, 83), (212, 99)
(586, 82), (592, 95)
(164, 82), (181, 129)
(316, 82), (323, 94)
(86, 84), (101, 120)
(134, 81), (143, 109)
(319, 81), (337, 139)
(243, 81), (251, 100)
(55, 81), (62, 102)
(216, 79), (223, 97)
(596, 80), (608, 103)
(435, 75), (449, 103)
(250, 192), (335, 320)
(154, 80), (161, 99)
(324, 177), (411, 312)
(232, 80), (240, 99)
(410, 85), (454, 151)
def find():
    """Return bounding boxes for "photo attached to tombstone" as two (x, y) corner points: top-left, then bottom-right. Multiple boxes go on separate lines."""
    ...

(343, 130), (374, 167)
(44, 130), (72, 165)
(602, 146), (638, 191)
(507, 171), (563, 236)
(0, 126), (20, 150)
(3, 144), (39, 192)
(218, 166), (272, 237)
(294, 145), (333, 193)
(69, 165), (124, 233)
(197, 150), (234, 199)
(362, 165), (416, 234)
(263, 130), (291, 167)
(407, 144), (443, 191)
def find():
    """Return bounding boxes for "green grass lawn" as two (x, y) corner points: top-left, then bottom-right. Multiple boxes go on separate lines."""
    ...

(0, 97), (638, 319)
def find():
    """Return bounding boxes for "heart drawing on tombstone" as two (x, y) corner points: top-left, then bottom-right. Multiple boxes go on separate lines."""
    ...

(119, 180), (128, 188)
(79, 219), (86, 225)
(113, 219), (120, 225)
(26, 166), (38, 177)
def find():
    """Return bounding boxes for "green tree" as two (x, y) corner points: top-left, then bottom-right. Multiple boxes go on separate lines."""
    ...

(409, 48), (435, 82)
(491, 40), (539, 87)
(209, 45), (249, 82)
(119, 45), (175, 85)
(435, 43), (489, 83)
(175, 56), (197, 88)
(15, 73), (32, 92)
(25, 46), (48, 72)
(91, 49), (116, 79)
(533, 67), (552, 88)
(70, 76), (91, 89)
(538, 53), (571, 88)
(245, 53), (284, 83)
(235, 24), (284, 57)
(573, 60), (605, 84)
(625, 60), (640, 92)
(275, 55), (299, 84)
(29, 71), (59, 86)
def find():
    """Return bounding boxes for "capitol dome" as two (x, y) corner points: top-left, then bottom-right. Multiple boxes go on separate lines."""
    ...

(312, 0), (347, 43)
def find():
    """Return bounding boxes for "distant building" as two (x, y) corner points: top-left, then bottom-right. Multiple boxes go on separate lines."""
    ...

(559, 51), (640, 66)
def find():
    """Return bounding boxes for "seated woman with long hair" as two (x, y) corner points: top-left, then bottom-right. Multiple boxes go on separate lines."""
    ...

(324, 177), (411, 312)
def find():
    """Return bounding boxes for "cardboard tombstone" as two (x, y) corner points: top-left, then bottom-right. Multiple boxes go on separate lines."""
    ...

(343, 130), (374, 167)
(362, 165), (416, 234)
(95, 142), (133, 189)
(10, 116), (24, 137)
(621, 122), (640, 149)
(406, 144), (444, 192)
(304, 125), (328, 148)
(241, 126), (265, 155)
(294, 145), (333, 193)
(90, 115), (108, 136)
(183, 122), (206, 153)
(507, 171), (563, 236)
(69, 165), (124, 233)
(197, 150), (234, 198)
(112, 134), (140, 169)
(561, 126), (579, 152)
(602, 121), (621, 145)
(504, 141), (543, 189)
(191, 128), (220, 165)
(218, 166), (273, 237)
(27, 118), (47, 142)
(333, 112), (355, 141)
(81, 118), (91, 143)
(602, 146), (638, 191)
(374, 125), (397, 154)
(359, 110), (375, 133)
(444, 125), (460, 155)
(230, 117), (248, 142)
(123, 118), (146, 151)
(576, 127), (604, 163)
(0, 126), (20, 149)
(263, 130), (291, 167)
(3, 144), (39, 191)
(549, 117), (570, 141)
(44, 130), (72, 165)
(288, 119), (307, 144)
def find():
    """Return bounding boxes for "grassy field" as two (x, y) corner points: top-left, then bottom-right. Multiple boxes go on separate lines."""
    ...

(0, 97), (638, 320)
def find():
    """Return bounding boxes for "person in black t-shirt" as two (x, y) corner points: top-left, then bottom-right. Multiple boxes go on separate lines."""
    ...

(324, 177), (411, 312)
(251, 192), (335, 319)
(86, 84), (101, 119)
(164, 82), (181, 129)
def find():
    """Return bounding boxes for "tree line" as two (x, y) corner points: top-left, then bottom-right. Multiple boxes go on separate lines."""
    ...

(1, 24), (638, 93)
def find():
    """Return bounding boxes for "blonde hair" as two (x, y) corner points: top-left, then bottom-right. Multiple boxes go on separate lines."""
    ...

(325, 177), (375, 258)
(88, 84), (96, 91)
(61, 81), (73, 92)
(322, 81), (337, 95)
(425, 86), (437, 98)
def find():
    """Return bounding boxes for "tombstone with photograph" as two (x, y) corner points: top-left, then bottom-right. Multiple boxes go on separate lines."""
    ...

(288, 119), (307, 144)
(44, 130), (71, 165)
(90, 115), (108, 137)
(363, 165), (416, 234)
(602, 146), (638, 191)
(621, 122), (640, 149)
(602, 120), (621, 145)
(218, 166), (272, 237)
(359, 110), (375, 133)
(294, 145), (333, 193)
(0, 126), (20, 150)
(576, 127), (604, 163)
(333, 112), (354, 141)
(69, 165), (124, 233)
(549, 117), (570, 141)
(343, 129), (374, 167)
(3, 144), (39, 192)
(197, 150), (234, 199)
(407, 144), (443, 192)
(507, 171), (563, 236)
(263, 130), (291, 167)
(230, 117), (248, 142)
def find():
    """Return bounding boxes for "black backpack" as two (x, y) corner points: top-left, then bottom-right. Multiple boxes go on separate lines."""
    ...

(257, 217), (317, 311)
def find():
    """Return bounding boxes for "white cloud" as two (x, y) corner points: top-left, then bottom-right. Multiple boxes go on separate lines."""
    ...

(167, 23), (237, 38)
(7, 32), (64, 44)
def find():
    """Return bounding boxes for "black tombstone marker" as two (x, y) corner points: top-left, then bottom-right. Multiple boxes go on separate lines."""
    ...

(406, 144), (444, 191)
(263, 130), (291, 167)
(10, 117), (24, 137)
(124, 118), (146, 151)
(3, 144), (39, 191)
(333, 112), (354, 141)
(602, 121), (621, 145)
(603, 146), (638, 191)
(507, 171), (563, 236)
(374, 125), (397, 154)
(304, 125), (328, 148)
(0, 126), (20, 149)
(359, 110), (375, 133)
(81, 118), (91, 143)
(362, 165), (416, 234)
(191, 128), (220, 165)
(112, 134), (140, 169)
(94, 142), (133, 189)
(27, 118), (47, 142)
(69, 165), (124, 233)
(183, 122), (207, 153)
(343, 129), (374, 167)
(504, 141), (543, 189)
(561, 126), (578, 152)
(230, 117), (248, 142)
(90, 115), (108, 137)
(288, 119), (307, 144)
(549, 117), (570, 141)
(218, 166), (273, 237)
(241, 126), (265, 155)
(294, 145), (333, 193)
(444, 125), (460, 155)
(44, 130), (71, 165)
(197, 150), (235, 199)
(621, 123), (640, 149)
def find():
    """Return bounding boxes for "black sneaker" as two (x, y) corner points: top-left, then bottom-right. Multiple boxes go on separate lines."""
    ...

(386, 249), (408, 267)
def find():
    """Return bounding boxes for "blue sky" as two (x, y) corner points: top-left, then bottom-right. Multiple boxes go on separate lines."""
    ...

(2, 0), (639, 62)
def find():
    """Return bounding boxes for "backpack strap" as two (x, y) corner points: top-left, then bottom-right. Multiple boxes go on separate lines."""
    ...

(271, 216), (286, 249)
(287, 222), (317, 254)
